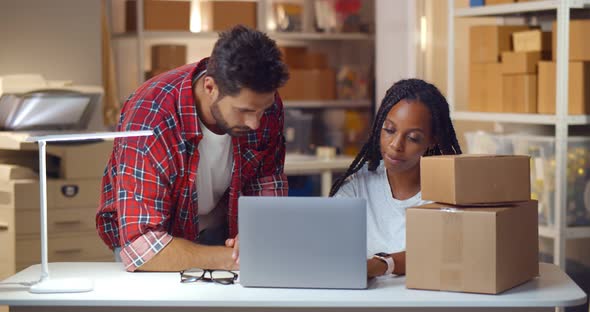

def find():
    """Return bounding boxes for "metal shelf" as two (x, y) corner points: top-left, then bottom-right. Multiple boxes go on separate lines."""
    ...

(112, 31), (374, 41)
(283, 99), (371, 109)
(267, 32), (374, 41)
(452, 111), (590, 125)
(454, 0), (590, 17)
(539, 225), (590, 239)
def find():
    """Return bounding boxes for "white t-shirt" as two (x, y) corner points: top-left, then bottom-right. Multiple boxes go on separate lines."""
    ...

(196, 119), (233, 231)
(334, 161), (431, 257)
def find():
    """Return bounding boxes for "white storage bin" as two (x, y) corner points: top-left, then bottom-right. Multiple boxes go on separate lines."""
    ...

(464, 131), (513, 155)
(511, 135), (590, 227)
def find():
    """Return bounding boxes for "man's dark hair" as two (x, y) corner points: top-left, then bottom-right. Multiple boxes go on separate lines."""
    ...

(329, 79), (462, 197)
(207, 25), (289, 96)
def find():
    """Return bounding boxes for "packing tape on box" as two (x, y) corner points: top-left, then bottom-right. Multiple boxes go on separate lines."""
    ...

(440, 208), (464, 292)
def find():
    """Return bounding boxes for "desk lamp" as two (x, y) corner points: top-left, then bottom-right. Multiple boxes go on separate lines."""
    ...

(24, 130), (153, 293)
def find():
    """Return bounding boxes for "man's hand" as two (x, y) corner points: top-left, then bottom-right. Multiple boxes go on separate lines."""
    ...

(225, 234), (240, 264)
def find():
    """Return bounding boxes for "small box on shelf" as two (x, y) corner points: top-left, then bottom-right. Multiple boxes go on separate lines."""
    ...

(512, 30), (551, 53)
(469, 63), (503, 112)
(126, 0), (190, 32)
(502, 74), (537, 113)
(501, 51), (547, 74)
(537, 61), (590, 115)
(151, 45), (186, 71)
(470, 25), (530, 64)
(200, 1), (257, 31)
(552, 20), (590, 61)
(279, 69), (336, 101)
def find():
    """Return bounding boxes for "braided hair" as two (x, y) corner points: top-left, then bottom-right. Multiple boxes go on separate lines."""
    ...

(329, 79), (462, 197)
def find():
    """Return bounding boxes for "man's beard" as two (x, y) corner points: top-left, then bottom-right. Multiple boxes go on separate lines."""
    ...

(211, 99), (251, 137)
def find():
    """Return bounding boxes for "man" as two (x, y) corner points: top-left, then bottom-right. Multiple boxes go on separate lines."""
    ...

(96, 25), (289, 272)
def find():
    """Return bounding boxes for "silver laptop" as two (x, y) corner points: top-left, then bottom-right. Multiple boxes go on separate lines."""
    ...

(238, 196), (367, 289)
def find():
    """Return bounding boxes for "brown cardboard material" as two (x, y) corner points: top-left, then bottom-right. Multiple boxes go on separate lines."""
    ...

(470, 25), (530, 63)
(151, 45), (186, 70)
(485, 0), (514, 4)
(552, 20), (590, 61)
(279, 69), (336, 100)
(420, 155), (531, 205)
(304, 52), (329, 69)
(0, 133), (113, 179)
(279, 47), (308, 69)
(501, 51), (546, 74)
(0, 179), (102, 211)
(200, 1), (257, 31)
(126, 0), (190, 32)
(538, 61), (590, 115)
(512, 30), (551, 53)
(469, 63), (503, 112)
(502, 74), (537, 113)
(0, 204), (15, 280)
(0, 165), (37, 181)
(406, 200), (539, 294)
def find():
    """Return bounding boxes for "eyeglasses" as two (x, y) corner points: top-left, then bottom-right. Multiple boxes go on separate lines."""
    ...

(180, 268), (238, 285)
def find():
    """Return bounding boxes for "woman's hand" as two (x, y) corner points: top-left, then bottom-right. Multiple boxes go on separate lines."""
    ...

(367, 258), (388, 278)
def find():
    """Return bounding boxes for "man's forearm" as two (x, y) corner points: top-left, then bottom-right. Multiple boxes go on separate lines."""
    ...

(136, 237), (237, 272)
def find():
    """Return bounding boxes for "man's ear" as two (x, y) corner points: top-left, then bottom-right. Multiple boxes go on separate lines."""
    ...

(203, 76), (218, 98)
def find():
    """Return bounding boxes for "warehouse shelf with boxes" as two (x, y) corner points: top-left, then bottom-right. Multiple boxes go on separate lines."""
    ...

(107, 0), (375, 164)
(447, 0), (590, 269)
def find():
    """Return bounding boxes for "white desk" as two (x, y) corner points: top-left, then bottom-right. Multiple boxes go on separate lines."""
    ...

(0, 262), (585, 312)
(284, 154), (354, 196)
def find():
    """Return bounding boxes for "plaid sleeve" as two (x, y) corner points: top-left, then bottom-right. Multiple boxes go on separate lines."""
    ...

(243, 96), (289, 196)
(115, 133), (175, 272)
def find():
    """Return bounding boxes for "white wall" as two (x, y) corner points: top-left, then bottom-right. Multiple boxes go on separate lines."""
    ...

(0, 0), (102, 86)
(375, 0), (416, 109)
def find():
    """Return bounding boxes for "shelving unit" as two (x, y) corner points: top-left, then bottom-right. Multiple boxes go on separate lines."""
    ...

(447, 0), (590, 270)
(107, 0), (374, 196)
(108, 0), (374, 108)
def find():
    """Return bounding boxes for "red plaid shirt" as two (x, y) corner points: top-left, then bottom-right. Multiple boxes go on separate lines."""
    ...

(96, 59), (288, 271)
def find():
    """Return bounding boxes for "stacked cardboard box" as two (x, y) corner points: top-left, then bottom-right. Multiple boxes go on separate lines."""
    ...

(278, 47), (336, 101)
(146, 44), (187, 80)
(407, 155), (538, 294)
(0, 133), (114, 277)
(538, 20), (590, 115)
(469, 25), (529, 112)
(500, 29), (551, 113)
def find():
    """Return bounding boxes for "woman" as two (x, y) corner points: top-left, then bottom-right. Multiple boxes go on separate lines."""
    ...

(331, 79), (462, 278)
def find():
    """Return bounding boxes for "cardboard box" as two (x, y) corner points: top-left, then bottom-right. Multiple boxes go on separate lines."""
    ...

(469, 63), (503, 112)
(151, 45), (186, 70)
(200, 1), (257, 31)
(304, 52), (328, 69)
(470, 25), (529, 63)
(279, 47), (308, 69)
(0, 165), (37, 181)
(538, 61), (590, 115)
(485, 0), (514, 4)
(279, 69), (336, 100)
(501, 51), (546, 74)
(406, 201), (539, 294)
(502, 74), (537, 113)
(513, 30), (551, 53)
(420, 155), (531, 205)
(0, 178), (102, 211)
(0, 133), (113, 179)
(552, 20), (590, 61)
(126, 0), (190, 32)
